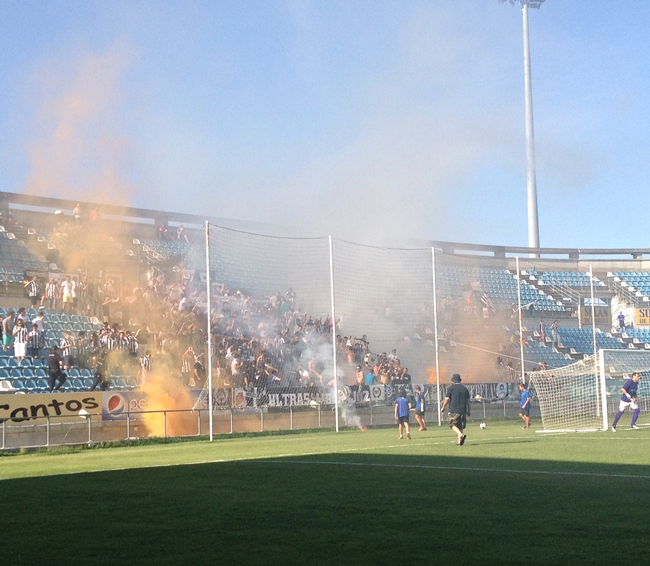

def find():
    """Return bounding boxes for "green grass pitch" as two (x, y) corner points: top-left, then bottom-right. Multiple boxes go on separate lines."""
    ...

(1, 421), (649, 565)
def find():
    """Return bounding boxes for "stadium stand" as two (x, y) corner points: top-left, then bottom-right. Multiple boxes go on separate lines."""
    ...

(4, 190), (650, 404)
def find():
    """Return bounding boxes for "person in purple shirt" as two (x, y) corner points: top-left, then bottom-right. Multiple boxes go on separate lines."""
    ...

(394, 388), (412, 440)
(611, 373), (641, 432)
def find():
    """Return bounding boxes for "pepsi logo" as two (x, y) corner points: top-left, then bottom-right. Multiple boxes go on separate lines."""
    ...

(107, 394), (125, 414)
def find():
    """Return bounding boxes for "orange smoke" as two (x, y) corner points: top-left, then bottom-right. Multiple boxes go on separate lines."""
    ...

(25, 42), (135, 206)
(141, 372), (198, 437)
(427, 365), (449, 384)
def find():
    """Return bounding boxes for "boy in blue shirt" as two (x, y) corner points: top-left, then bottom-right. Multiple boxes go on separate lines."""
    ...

(519, 382), (531, 428)
(395, 388), (412, 440)
(612, 373), (641, 431)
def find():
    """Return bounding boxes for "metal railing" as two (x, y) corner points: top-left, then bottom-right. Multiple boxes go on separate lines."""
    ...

(0, 397), (540, 451)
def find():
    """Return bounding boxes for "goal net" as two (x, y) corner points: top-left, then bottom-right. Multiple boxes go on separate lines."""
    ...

(531, 349), (650, 432)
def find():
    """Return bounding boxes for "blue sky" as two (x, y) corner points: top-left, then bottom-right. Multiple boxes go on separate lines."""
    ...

(0, 1), (648, 248)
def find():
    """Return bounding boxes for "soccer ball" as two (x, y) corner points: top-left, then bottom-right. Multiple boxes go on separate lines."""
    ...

(479, 422), (487, 429)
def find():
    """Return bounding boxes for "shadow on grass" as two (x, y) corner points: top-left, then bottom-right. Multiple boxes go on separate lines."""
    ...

(2, 450), (649, 566)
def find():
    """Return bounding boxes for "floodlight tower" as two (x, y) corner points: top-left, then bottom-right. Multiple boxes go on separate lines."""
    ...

(500, 0), (545, 252)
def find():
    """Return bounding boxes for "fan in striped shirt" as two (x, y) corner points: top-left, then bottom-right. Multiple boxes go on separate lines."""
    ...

(139, 350), (152, 384)
(43, 278), (59, 310)
(60, 331), (76, 370)
(12, 319), (29, 362)
(28, 324), (43, 358)
(124, 331), (139, 356)
(24, 275), (42, 308)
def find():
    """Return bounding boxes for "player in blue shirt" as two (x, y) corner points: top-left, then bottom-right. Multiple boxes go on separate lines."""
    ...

(519, 383), (531, 429)
(394, 388), (412, 440)
(611, 373), (641, 431)
(414, 385), (427, 431)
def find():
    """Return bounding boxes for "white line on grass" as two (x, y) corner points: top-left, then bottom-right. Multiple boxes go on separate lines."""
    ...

(253, 459), (650, 480)
(1, 430), (647, 481)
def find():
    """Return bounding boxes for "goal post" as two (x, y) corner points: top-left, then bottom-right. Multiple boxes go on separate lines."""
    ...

(531, 349), (650, 433)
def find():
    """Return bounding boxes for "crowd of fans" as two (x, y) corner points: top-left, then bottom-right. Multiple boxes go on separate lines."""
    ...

(1, 270), (415, 395)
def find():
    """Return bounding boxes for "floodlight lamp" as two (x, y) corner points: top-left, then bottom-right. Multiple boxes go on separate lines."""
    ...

(499, 0), (546, 8)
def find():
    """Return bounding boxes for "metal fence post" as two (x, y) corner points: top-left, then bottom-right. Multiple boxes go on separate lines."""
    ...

(503, 399), (506, 417)
(127, 411), (131, 440)
(230, 408), (233, 434)
(260, 408), (264, 432)
(46, 416), (50, 446)
(290, 406), (293, 430)
(2, 420), (5, 450)
(87, 415), (92, 444)
(197, 409), (201, 436)
(163, 411), (167, 439)
(318, 405), (321, 427)
(370, 403), (373, 426)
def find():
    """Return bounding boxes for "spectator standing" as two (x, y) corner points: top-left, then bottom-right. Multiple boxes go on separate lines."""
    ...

(618, 312), (626, 330)
(12, 319), (29, 362)
(73, 203), (82, 224)
(139, 350), (152, 384)
(181, 346), (195, 385)
(43, 278), (59, 310)
(27, 323), (43, 358)
(2, 311), (15, 351)
(550, 320), (559, 348)
(24, 275), (42, 308)
(31, 311), (45, 334)
(191, 353), (206, 387)
(60, 331), (75, 370)
(76, 276), (88, 315)
(89, 353), (108, 391)
(61, 275), (75, 313)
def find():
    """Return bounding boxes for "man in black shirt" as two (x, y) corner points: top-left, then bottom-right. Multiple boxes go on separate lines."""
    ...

(440, 373), (470, 446)
(90, 353), (109, 392)
(47, 345), (67, 392)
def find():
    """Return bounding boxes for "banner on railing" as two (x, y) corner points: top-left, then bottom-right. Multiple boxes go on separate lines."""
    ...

(0, 392), (102, 423)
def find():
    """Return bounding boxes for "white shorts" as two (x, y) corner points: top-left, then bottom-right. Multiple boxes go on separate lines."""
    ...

(14, 342), (27, 358)
(619, 400), (638, 412)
